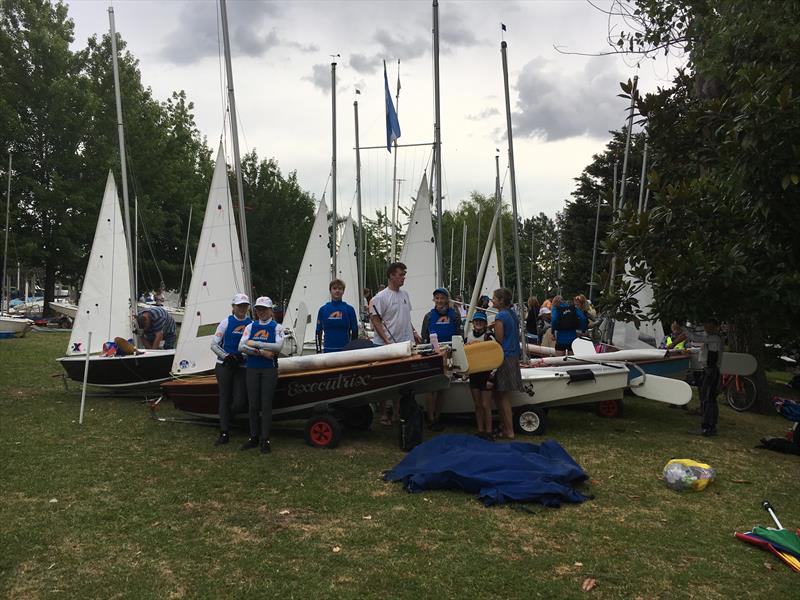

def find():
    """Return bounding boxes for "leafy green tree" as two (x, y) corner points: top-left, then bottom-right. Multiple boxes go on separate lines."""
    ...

(604, 0), (800, 409)
(0, 0), (91, 311)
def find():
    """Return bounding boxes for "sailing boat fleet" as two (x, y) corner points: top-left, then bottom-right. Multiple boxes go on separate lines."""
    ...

(38, 1), (704, 443)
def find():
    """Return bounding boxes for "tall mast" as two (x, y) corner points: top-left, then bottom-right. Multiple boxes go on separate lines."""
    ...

(618, 75), (638, 211)
(219, 0), (252, 296)
(432, 0), (444, 287)
(588, 192), (602, 300)
(459, 221), (467, 296)
(448, 226), (454, 291)
(496, 153), (505, 288)
(2, 153), (11, 312)
(390, 60), (401, 262)
(353, 97), (364, 315)
(108, 7), (137, 325)
(637, 137), (648, 214)
(330, 61), (338, 279)
(501, 40), (527, 360)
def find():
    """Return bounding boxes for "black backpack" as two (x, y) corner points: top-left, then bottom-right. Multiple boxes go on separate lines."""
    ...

(556, 305), (580, 331)
(398, 391), (424, 452)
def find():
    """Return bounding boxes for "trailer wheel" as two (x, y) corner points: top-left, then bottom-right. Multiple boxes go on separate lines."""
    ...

(342, 404), (374, 430)
(304, 414), (342, 449)
(514, 405), (547, 435)
(596, 399), (623, 418)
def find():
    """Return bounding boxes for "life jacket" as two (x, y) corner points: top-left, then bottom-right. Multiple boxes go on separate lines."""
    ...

(665, 335), (686, 350)
(427, 307), (459, 343)
(555, 304), (580, 331)
(246, 320), (279, 369)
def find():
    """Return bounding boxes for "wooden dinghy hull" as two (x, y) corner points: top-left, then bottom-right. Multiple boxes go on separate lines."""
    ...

(162, 352), (449, 420)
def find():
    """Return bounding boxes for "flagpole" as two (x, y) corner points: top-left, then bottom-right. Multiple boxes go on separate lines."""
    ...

(331, 61), (338, 279)
(432, 0), (444, 287)
(501, 39), (527, 361)
(390, 61), (401, 262)
(353, 96), (364, 317)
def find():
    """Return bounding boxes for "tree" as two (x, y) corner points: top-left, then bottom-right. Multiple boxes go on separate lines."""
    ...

(604, 0), (800, 410)
(0, 0), (92, 311)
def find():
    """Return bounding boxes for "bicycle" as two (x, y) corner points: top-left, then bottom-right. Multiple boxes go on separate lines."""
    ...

(721, 372), (757, 411)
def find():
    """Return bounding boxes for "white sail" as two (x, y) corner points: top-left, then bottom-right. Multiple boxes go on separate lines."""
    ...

(284, 200), (331, 351)
(172, 144), (245, 375)
(336, 215), (359, 311)
(67, 172), (132, 355)
(399, 173), (437, 332)
(612, 262), (664, 349)
(480, 243), (501, 299)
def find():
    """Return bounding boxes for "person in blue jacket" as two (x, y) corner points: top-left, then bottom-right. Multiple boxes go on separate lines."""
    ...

(421, 287), (462, 431)
(239, 296), (284, 454)
(550, 294), (588, 354)
(489, 287), (522, 439)
(210, 293), (252, 446)
(315, 279), (358, 353)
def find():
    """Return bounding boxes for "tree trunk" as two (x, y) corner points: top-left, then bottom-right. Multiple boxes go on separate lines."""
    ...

(730, 316), (770, 413)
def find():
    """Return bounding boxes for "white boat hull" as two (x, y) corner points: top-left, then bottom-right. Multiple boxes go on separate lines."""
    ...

(0, 315), (34, 338)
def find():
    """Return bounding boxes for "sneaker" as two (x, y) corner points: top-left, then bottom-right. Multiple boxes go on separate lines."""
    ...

(260, 439), (272, 454)
(703, 428), (718, 437)
(214, 432), (229, 446)
(428, 419), (445, 432)
(240, 437), (259, 450)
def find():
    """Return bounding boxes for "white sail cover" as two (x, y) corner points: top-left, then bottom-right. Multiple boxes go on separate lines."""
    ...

(67, 172), (133, 355)
(336, 215), (360, 311)
(285, 200), (331, 350)
(480, 243), (501, 299)
(278, 341), (411, 374)
(172, 144), (245, 375)
(399, 174), (437, 332)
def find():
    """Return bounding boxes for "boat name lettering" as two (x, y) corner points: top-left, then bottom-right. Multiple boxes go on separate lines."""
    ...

(287, 373), (372, 397)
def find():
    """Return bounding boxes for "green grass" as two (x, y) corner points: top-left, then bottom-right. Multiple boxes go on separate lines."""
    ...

(1, 332), (798, 598)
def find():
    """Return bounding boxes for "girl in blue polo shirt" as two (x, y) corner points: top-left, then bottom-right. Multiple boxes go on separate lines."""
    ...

(238, 296), (284, 454)
(210, 293), (252, 446)
(490, 288), (522, 439)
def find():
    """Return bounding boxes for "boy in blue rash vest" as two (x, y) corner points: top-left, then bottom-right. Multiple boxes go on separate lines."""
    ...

(550, 294), (588, 354)
(489, 288), (522, 439)
(238, 296), (285, 455)
(421, 288), (462, 430)
(466, 312), (494, 440)
(210, 293), (252, 446)
(315, 279), (358, 353)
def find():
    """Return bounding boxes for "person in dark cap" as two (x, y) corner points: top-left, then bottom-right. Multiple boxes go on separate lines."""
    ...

(421, 287), (462, 431)
(466, 311), (495, 440)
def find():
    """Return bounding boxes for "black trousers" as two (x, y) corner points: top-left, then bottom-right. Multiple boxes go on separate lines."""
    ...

(700, 365), (720, 431)
(246, 368), (278, 441)
(215, 362), (247, 433)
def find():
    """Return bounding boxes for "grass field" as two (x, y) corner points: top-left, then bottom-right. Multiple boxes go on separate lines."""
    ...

(1, 331), (798, 598)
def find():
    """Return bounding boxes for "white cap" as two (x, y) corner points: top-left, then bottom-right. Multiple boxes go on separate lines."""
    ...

(538, 307), (551, 316)
(231, 293), (250, 305)
(254, 296), (273, 309)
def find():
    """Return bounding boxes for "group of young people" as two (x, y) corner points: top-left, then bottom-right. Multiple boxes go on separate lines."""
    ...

(209, 261), (529, 452)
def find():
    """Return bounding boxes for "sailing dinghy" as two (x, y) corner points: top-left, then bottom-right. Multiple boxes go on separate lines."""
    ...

(57, 173), (174, 389)
(172, 143), (245, 376)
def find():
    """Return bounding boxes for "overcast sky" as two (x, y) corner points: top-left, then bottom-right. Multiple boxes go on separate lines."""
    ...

(66, 0), (680, 221)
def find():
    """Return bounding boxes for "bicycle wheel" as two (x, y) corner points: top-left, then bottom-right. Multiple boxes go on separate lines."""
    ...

(726, 376), (757, 411)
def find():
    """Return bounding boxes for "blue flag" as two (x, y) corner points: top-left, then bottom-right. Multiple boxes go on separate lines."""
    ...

(384, 61), (401, 152)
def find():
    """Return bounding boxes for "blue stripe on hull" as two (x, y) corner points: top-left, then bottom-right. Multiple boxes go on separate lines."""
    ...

(626, 357), (691, 382)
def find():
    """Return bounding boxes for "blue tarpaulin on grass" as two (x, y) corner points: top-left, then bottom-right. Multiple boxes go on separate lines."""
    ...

(383, 434), (591, 507)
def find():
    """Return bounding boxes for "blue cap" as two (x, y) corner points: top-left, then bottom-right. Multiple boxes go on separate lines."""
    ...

(471, 312), (487, 322)
(432, 287), (450, 298)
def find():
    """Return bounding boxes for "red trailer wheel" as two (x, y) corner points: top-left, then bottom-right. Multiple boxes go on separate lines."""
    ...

(304, 414), (342, 449)
(596, 399), (622, 418)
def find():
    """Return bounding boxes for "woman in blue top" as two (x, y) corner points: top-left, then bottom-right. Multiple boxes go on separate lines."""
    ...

(315, 279), (359, 353)
(489, 288), (522, 439)
(238, 296), (285, 454)
(210, 293), (252, 446)
(421, 288), (462, 430)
